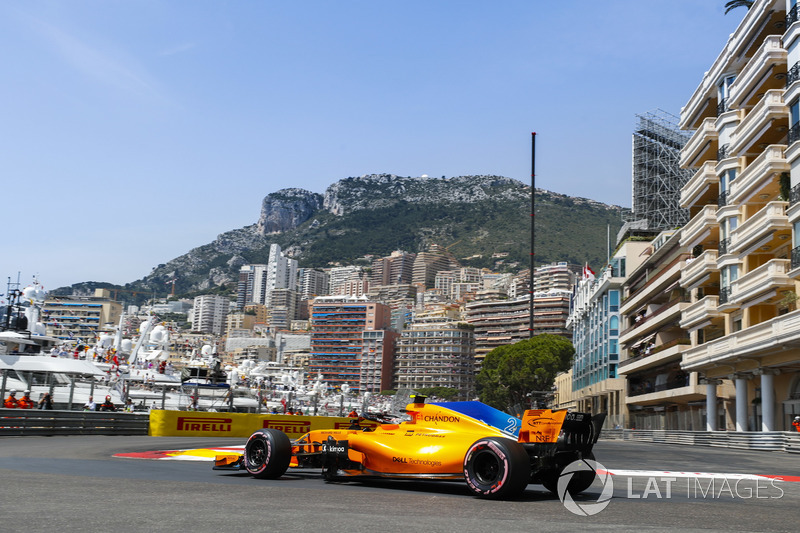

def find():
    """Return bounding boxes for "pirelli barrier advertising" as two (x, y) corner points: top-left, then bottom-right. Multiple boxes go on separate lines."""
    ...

(149, 410), (377, 438)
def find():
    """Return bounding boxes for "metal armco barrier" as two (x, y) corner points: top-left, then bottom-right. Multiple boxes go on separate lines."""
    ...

(601, 428), (800, 454)
(0, 408), (149, 436)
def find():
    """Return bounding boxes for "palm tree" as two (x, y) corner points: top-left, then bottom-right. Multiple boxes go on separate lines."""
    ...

(724, 0), (754, 14)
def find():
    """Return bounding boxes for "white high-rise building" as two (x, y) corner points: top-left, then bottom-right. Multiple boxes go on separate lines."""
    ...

(238, 244), (298, 309)
(266, 244), (298, 307)
(298, 268), (329, 300)
(191, 295), (231, 335)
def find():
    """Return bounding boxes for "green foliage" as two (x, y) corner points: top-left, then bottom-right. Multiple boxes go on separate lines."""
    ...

(724, 0), (753, 14)
(157, 312), (191, 330)
(275, 190), (622, 272)
(476, 334), (574, 413)
(780, 172), (790, 202)
(416, 387), (460, 401)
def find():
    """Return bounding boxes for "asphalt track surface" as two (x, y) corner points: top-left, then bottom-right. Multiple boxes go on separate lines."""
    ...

(1, 436), (799, 533)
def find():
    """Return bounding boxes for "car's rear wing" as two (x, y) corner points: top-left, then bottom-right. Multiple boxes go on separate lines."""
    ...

(518, 409), (606, 452)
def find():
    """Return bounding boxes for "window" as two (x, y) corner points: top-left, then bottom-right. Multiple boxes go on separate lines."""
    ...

(720, 169), (737, 193)
(609, 290), (619, 312)
(792, 99), (800, 128)
(717, 75), (736, 112)
(721, 264), (739, 288)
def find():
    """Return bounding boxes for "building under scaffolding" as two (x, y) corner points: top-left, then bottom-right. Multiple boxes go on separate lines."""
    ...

(629, 110), (693, 230)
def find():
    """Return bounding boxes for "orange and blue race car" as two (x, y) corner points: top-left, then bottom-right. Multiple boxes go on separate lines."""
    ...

(214, 395), (605, 499)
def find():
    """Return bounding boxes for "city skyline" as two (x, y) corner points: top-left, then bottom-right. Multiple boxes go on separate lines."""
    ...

(1, 2), (744, 291)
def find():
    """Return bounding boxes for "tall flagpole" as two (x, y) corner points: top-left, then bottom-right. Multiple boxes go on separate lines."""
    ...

(529, 132), (536, 338)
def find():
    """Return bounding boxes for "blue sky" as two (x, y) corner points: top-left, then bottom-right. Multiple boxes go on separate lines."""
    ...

(0, 1), (745, 292)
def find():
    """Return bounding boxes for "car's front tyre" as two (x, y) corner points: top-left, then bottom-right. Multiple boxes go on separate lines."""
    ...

(244, 429), (291, 479)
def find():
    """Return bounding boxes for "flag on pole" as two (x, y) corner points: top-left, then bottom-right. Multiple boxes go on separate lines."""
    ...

(583, 264), (596, 281)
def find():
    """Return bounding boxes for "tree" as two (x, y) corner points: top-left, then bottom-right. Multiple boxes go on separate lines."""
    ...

(724, 0), (753, 14)
(476, 334), (574, 414)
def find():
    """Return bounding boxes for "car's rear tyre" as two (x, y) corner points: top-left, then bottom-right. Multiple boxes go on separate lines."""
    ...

(542, 451), (596, 496)
(244, 429), (291, 479)
(463, 437), (530, 499)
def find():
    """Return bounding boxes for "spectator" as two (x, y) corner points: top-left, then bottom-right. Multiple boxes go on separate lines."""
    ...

(4, 389), (20, 408)
(38, 392), (53, 410)
(83, 396), (97, 411)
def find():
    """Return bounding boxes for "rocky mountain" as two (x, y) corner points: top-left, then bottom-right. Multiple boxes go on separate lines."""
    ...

(55, 174), (627, 301)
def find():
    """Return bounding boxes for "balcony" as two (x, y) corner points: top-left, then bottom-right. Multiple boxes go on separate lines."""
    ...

(619, 298), (691, 346)
(728, 258), (793, 307)
(619, 340), (691, 375)
(679, 295), (724, 330)
(727, 145), (789, 206)
(625, 382), (706, 406)
(679, 205), (719, 250)
(682, 309), (800, 371)
(728, 90), (788, 156)
(680, 118), (718, 169)
(729, 201), (790, 256)
(680, 161), (719, 209)
(680, 250), (719, 290)
(728, 35), (787, 110)
(681, 1), (786, 130)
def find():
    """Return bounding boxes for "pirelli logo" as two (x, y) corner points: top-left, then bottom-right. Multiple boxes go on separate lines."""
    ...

(263, 419), (311, 435)
(176, 416), (233, 433)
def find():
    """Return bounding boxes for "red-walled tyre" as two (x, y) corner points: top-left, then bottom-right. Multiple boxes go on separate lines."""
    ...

(463, 437), (531, 499)
(244, 429), (291, 479)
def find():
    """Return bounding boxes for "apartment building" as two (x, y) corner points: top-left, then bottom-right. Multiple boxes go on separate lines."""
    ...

(191, 295), (231, 335)
(308, 296), (392, 391)
(298, 268), (329, 300)
(434, 267), (482, 301)
(43, 289), (122, 342)
(465, 293), (529, 362)
(268, 288), (298, 331)
(360, 329), (399, 393)
(370, 250), (416, 286)
(619, 232), (724, 430)
(237, 245), (298, 309)
(677, 0), (800, 430)
(394, 317), (475, 399)
(534, 262), (579, 293)
(327, 266), (365, 295)
(567, 238), (650, 427)
(412, 244), (460, 289)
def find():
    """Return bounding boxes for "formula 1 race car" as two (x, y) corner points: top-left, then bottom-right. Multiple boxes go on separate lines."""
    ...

(214, 395), (605, 499)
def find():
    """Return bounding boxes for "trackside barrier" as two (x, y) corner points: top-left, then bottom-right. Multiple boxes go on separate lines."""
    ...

(0, 408), (149, 437)
(148, 410), (376, 438)
(600, 428), (800, 454)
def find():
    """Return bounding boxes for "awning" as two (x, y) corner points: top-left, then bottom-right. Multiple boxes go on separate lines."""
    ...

(0, 355), (106, 376)
(630, 333), (656, 350)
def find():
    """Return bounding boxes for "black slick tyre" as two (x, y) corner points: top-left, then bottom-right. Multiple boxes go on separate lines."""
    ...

(542, 451), (597, 496)
(463, 437), (531, 499)
(244, 429), (291, 479)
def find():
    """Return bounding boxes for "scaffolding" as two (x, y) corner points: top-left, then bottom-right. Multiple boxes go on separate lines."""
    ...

(629, 110), (693, 230)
